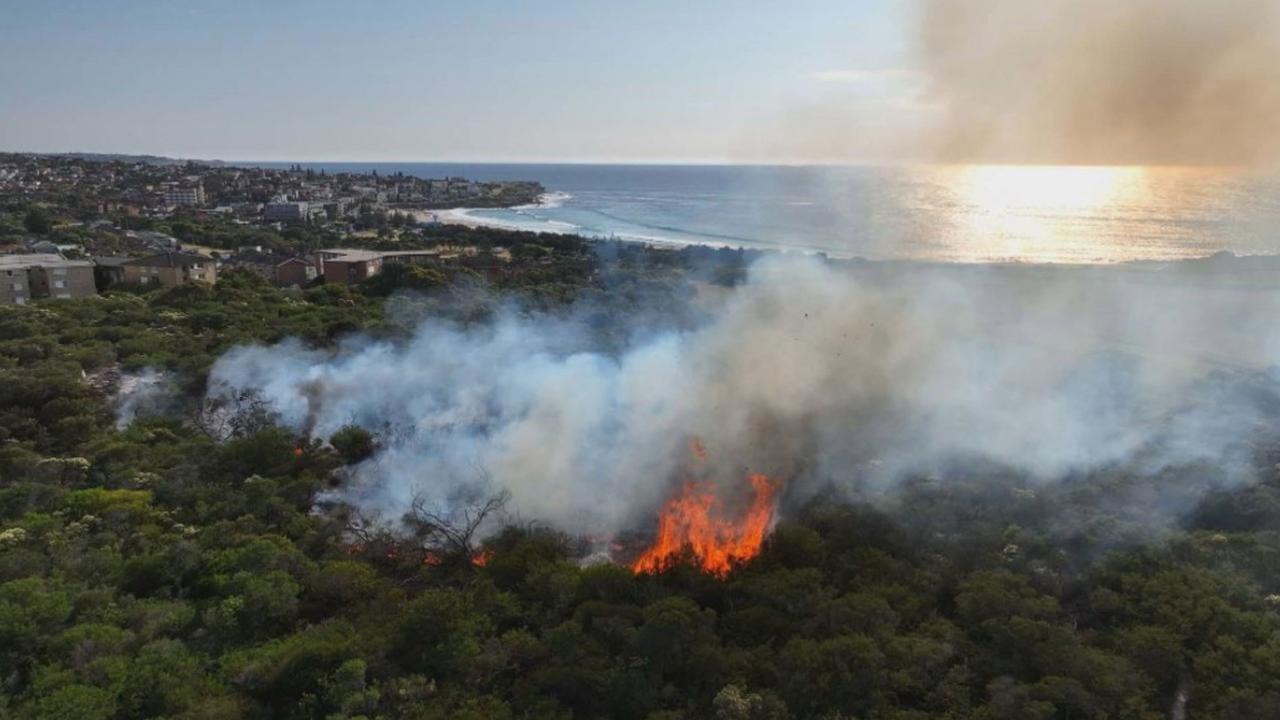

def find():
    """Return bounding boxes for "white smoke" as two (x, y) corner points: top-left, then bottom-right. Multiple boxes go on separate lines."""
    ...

(206, 255), (1280, 534)
(115, 368), (177, 429)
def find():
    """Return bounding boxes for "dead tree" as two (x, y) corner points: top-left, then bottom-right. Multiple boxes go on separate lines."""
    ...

(194, 388), (281, 441)
(404, 483), (510, 561)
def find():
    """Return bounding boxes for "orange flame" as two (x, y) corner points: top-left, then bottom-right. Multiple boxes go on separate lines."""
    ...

(470, 549), (493, 567)
(631, 473), (780, 577)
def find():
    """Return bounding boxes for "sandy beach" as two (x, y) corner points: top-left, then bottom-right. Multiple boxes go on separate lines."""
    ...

(408, 207), (487, 229)
(409, 192), (576, 235)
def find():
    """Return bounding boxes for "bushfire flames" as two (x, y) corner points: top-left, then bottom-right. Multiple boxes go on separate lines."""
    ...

(631, 473), (780, 577)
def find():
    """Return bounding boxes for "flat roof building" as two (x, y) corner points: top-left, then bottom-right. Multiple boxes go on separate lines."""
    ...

(319, 249), (383, 285)
(316, 248), (455, 285)
(0, 254), (96, 304)
(164, 183), (205, 207)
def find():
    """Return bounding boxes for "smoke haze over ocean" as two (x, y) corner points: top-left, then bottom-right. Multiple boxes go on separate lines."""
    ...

(916, 0), (1280, 165)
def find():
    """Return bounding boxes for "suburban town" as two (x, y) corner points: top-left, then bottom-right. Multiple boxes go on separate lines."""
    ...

(0, 153), (547, 303)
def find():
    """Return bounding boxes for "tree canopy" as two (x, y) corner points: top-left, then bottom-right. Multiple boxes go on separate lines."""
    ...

(1, 236), (1279, 719)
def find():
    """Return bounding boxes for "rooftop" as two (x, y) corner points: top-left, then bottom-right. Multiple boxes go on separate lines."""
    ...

(123, 251), (214, 268)
(91, 255), (137, 267)
(0, 253), (94, 270)
(320, 248), (449, 263)
(319, 248), (384, 262)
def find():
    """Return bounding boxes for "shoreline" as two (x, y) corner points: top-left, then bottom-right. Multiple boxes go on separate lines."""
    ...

(412, 191), (789, 255)
(410, 211), (1280, 272)
(410, 191), (574, 232)
(408, 194), (1280, 270)
(411, 203), (1280, 268)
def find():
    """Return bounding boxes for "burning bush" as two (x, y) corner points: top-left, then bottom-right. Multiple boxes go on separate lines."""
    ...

(631, 473), (781, 577)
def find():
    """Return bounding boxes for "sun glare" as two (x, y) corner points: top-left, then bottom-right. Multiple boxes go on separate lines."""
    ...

(954, 165), (1146, 209)
(935, 165), (1152, 262)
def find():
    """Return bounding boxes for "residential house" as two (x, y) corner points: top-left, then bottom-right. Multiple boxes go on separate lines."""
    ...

(319, 249), (383, 284)
(26, 239), (62, 255)
(125, 230), (180, 252)
(121, 252), (218, 287)
(96, 199), (142, 216)
(274, 256), (318, 287)
(224, 249), (318, 287)
(92, 255), (135, 289)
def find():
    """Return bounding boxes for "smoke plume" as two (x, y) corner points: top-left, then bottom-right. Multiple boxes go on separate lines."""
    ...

(917, 0), (1280, 165)
(206, 256), (1280, 536)
(115, 368), (178, 429)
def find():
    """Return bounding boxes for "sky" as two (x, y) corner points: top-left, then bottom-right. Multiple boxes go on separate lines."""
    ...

(0, 0), (910, 163)
(3, 0), (1277, 165)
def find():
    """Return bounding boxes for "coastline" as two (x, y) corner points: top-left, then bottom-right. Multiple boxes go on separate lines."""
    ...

(414, 191), (577, 233)
(411, 191), (769, 255)
(408, 201), (1280, 272)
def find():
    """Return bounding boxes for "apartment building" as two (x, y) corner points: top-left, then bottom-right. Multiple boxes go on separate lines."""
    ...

(0, 254), (97, 304)
(164, 182), (206, 207)
(121, 252), (218, 287)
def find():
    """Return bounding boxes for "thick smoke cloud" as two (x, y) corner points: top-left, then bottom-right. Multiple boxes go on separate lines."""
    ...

(206, 256), (1280, 536)
(917, 0), (1280, 165)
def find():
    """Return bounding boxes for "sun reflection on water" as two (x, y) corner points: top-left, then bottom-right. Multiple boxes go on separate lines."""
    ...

(931, 164), (1157, 263)
(951, 165), (1148, 211)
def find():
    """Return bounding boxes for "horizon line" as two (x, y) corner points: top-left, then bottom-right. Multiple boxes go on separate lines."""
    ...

(0, 149), (1251, 171)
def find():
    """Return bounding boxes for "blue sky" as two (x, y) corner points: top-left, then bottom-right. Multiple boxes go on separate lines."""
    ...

(0, 0), (913, 162)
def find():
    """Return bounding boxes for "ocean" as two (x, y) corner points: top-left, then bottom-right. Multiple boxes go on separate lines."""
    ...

(252, 163), (1280, 265)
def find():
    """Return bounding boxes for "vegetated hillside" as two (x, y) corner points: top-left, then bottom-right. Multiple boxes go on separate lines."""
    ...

(3, 239), (1280, 720)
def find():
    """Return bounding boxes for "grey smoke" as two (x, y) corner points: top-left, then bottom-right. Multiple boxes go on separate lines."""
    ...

(206, 256), (1280, 535)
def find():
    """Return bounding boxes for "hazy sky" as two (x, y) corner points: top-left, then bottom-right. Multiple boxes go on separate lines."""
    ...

(4, 1), (1277, 165)
(0, 0), (908, 163)
(918, 0), (1280, 166)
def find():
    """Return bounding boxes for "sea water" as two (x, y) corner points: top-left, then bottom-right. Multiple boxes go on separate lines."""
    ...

(253, 163), (1280, 264)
